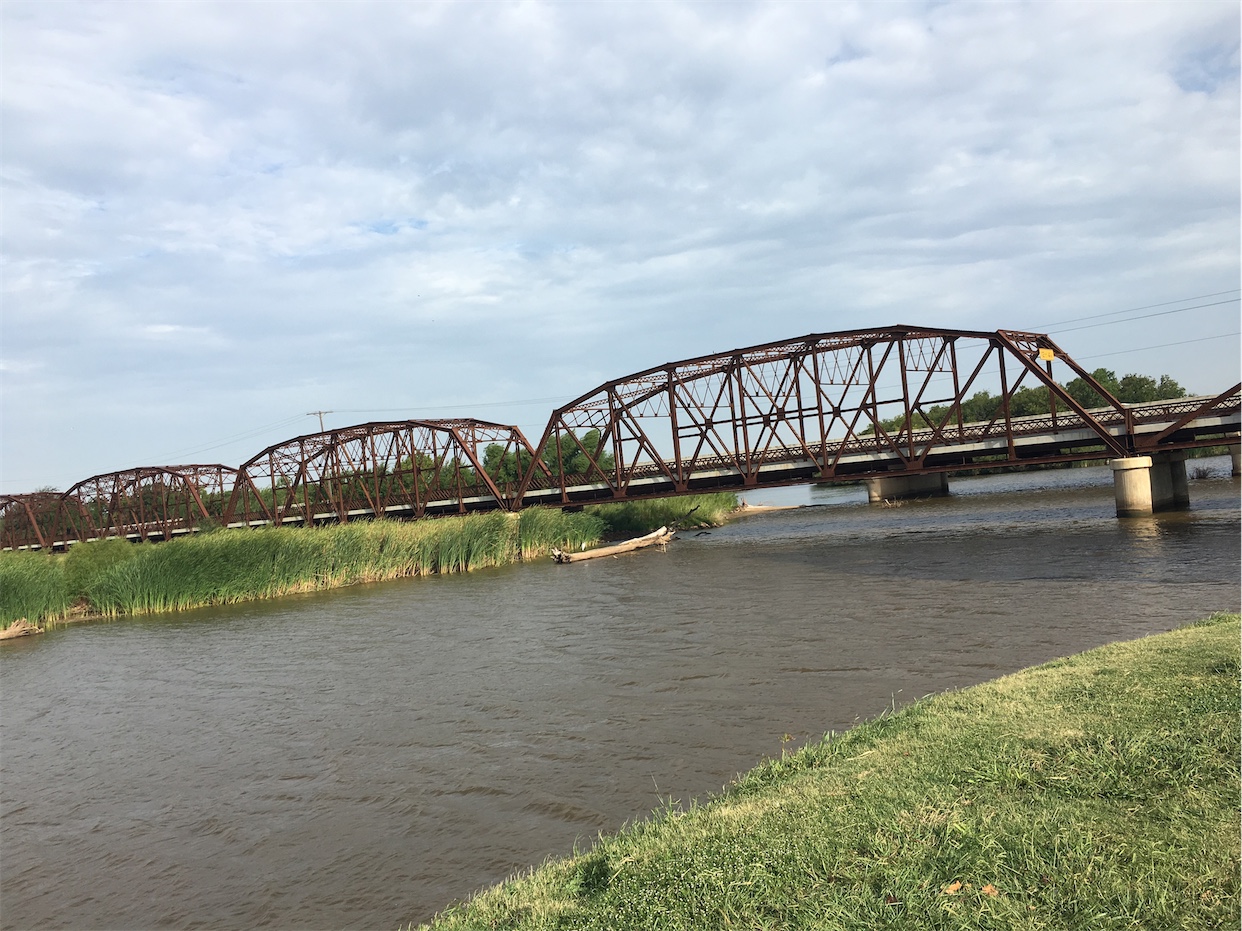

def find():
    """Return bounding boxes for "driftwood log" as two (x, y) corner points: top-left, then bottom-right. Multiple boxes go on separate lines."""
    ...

(552, 526), (676, 563)
(0, 618), (43, 640)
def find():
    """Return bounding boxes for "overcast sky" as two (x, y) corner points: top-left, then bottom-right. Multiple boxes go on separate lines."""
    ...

(2, 0), (1238, 493)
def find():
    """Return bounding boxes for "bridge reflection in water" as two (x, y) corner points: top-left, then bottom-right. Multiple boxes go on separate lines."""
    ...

(4, 326), (1239, 551)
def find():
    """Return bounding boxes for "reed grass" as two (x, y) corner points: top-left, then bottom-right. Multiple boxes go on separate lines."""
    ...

(63, 537), (142, 599)
(0, 494), (736, 625)
(519, 507), (600, 559)
(0, 507), (605, 624)
(418, 613), (1241, 931)
(587, 492), (737, 536)
(0, 552), (70, 625)
(85, 510), (605, 617)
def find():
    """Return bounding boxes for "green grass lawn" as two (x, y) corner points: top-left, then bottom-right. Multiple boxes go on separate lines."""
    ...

(418, 614), (1241, 930)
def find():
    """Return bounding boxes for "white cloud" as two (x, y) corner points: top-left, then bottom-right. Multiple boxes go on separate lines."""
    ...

(1, 0), (1237, 491)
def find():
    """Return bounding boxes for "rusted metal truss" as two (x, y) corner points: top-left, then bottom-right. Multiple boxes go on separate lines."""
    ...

(224, 420), (545, 527)
(0, 492), (76, 551)
(1133, 384), (1242, 450)
(62, 465), (239, 545)
(4, 326), (1238, 550)
(516, 325), (1242, 505)
(1, 466), (237, 551)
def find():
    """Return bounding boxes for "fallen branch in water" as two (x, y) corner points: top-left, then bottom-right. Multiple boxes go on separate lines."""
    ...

(552, 526), (676, 563)
(0, 618), (43, 640)
(668, 504), (700, 531)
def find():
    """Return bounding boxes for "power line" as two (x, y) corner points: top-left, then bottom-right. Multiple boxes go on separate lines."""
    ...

(332, 395), (569, 415)
(1047, 298), (1240, 335)
(124, 399), (567, 473)
(144, 292), (1242, 459)
(1077, 331), (1241, 362)
(1025, 289), (1240, 330)
(147, 414), (308, 462)
(23, 293), (1234, 489)
(869, 330), (1238, 394)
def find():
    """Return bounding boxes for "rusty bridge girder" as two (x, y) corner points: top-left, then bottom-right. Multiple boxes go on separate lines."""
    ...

(1, 466), (238, 551)
(223, 419), (544, 527)
(0, 492), (75, 551)
(60, 465), (239, 545)
(515, 325), (1241, 506)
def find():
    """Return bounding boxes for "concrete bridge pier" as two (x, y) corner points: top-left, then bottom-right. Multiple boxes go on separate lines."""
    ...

(1231, 444), (1240, 477)
(865, 471), (950, 504)
(1110, 453), (1190, 517)
(1151, 451), (1190, 510)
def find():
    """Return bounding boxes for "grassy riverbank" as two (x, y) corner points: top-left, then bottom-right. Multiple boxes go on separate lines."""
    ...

(0, 494), (737, 627)
(418, 614), (1241, 930)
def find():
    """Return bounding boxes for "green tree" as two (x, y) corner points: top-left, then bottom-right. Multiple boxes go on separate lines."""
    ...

(959, 390), (1000, 423)
(1065, 368), (1186, 408)
(1008, 386), (1050, 417)
(863, 366), (1188, 437)
(542, 428), (615, 478)
(482, 430), (617, 484)
(1065, 368), (1121, 408)
(482, 444), (534, 485)
(1155, 375), (1186, 399)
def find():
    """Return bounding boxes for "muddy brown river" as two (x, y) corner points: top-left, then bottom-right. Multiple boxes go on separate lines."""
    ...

(2, 461), (1239, 929)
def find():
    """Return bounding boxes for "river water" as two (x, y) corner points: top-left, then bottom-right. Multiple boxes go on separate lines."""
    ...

(2, 461), (1238, 929)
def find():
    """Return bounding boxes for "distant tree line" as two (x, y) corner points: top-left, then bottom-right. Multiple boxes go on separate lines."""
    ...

(867, 368), (1188, 436)
(483, 428), (615, 485)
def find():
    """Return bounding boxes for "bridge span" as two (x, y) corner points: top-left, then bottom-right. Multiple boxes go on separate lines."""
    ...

(3, 326), (1239, 551)
(515, 326), (1238, 516)
(518, 392), (1240, 511)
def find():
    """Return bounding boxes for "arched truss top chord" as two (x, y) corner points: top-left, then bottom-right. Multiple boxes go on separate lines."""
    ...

(223, 419), (543, 527)
(60, 465), (240, 544)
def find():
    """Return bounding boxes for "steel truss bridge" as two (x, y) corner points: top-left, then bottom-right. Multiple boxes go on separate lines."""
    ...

(4, 326), (1239, 551)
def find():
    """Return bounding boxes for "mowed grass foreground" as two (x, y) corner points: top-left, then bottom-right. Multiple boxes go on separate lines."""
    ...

(418, 615), (1241, 931)
(0, 494), (736, 626)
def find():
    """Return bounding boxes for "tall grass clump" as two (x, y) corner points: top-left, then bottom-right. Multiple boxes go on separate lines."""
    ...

(0, 552), (69, 624)
(61, 508), (606, 619)
(587, 492), (737, 536)
(418, 614), (1241, 931)
(19, 499), (724, 624)
(423, 512), (509, 575)
(84, 531), (290, 615)
(64, 538), (142, 600)
(518, 507), (605, 560)
(364, 519), (449, 578)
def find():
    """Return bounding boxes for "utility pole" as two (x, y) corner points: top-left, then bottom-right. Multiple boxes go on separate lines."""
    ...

(307, 410), (334, 432)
